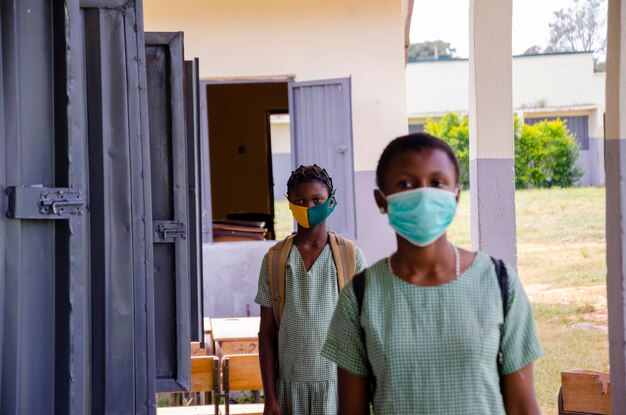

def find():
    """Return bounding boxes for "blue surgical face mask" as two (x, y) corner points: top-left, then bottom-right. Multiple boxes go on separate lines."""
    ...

(384, 187), (457, 247)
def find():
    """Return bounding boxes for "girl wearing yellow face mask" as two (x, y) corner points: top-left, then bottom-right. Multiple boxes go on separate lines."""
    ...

(255, 164), (367, 415)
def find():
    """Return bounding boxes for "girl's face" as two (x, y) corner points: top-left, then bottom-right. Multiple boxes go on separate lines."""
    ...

(289, 181), (332, 208)
(375, 148), (459, 207)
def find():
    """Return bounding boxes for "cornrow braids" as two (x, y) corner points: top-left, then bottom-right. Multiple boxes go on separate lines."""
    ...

(287, 164), (334, 197)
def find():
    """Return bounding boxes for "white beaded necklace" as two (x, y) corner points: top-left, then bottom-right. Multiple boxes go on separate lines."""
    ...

(386, 244), (461, 279)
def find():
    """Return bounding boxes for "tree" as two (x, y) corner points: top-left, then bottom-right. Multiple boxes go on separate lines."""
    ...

(407, 40), (457, 61)
(546, 0), (607, 61)
(522, 45), (543, 55)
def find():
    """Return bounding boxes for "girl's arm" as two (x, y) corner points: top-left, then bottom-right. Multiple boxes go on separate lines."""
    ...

(501, 363), (540, 415)
(338, 367), (369, 415)
(258, 306), (280, 414)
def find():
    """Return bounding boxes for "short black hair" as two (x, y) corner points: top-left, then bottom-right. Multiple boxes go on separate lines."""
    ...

(376, 132), (461, 189)
(287, 164), (334, 196)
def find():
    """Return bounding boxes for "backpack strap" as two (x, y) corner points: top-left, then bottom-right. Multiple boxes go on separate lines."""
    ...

(267, 235), (294, 327)
(329, 232), (357, 290)
(353, 270), (366, 314)
(352, 269), (375, 399)
(490, 257), (509, 377)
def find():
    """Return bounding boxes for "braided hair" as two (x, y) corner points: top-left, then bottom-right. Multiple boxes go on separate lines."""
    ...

(287, 164), (334, 197)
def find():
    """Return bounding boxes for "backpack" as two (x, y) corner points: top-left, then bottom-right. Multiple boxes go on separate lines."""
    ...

(267, 232), (357, 327)
(352, 256), (509, 396)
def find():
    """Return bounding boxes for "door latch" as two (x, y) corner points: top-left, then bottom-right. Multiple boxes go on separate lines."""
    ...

(5, 186), (86, 219)
(154, 220), (186, 243)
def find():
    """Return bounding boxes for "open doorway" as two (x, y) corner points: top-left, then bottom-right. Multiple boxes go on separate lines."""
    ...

(267, 111), (295, 239)
(205, 81), (289, 241)
(202, 77), (357, 243)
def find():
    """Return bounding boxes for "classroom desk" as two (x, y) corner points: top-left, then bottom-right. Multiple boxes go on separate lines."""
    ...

(209, 317), (260, 357)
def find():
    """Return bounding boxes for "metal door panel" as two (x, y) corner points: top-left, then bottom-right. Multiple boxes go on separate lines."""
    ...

(288, 78), (357, 238)
(145, 31), (191, 393)
(82, 2), (154, 413)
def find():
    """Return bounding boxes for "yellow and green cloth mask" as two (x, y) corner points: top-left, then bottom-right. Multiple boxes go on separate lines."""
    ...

(288, 190), (337, 229)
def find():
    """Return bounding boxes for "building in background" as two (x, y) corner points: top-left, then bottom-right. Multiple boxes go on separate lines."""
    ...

(406, 51), (606, 186)
(144, 0), (413, 318)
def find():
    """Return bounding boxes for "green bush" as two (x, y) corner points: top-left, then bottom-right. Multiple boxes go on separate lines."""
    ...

(424, 113), (470, 187)
(424, 113), (583, 189)
(515, 119), (583, 188)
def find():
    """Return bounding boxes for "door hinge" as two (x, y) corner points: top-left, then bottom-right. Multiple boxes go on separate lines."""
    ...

(5, 186), (86, 220)
(154, 220), (186, 243)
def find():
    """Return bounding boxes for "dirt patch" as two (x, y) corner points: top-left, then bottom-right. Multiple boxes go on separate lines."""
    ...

(525, 283), (608, 325)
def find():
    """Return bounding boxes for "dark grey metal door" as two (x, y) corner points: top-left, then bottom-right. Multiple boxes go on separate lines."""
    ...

(1, 0), (157, 414)
(145, 32), (192, 393)
(83, 2), (155, 414)
(288, 78), (357, 238)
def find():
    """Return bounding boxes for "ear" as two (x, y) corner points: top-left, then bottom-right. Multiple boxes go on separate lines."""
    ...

(373, 189), (388, 213)
(454, 187), (461, 203)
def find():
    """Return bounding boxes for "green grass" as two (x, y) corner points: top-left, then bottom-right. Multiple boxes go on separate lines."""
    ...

(276, 187), (608, 414)
(274, 199), (293, 240)
(449, 187), (608, 414)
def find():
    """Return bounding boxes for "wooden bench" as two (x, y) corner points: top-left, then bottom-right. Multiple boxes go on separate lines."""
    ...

(221, 354), (264, 415)
(158, 355), (220, 415)
(559, 370), (611, 415)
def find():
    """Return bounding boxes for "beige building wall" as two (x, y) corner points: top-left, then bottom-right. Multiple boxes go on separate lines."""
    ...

(406, 52), (602, 116)
(144, 0), (409, 172)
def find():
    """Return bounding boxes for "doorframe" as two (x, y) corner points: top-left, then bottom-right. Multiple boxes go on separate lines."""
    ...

(265, 109), (290, 239)
(198, 76), (294, 243)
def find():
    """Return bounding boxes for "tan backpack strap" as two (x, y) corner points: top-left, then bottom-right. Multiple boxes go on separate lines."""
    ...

(268, 235), (294, 326)
(329, 232), (357, 290)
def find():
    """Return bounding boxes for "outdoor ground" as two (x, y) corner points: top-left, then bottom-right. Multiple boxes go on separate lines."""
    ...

(277, 186), (608, 414)
(449, 186), (608, 414)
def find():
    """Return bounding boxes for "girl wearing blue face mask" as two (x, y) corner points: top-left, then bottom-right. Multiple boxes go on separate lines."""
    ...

(322, 133), (542, 415)
(256, 164), (367, 415)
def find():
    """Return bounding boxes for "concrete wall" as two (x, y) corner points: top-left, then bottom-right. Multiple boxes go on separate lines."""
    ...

(407, 52), (602, 115)
(144, 0), (408, 172)
(202, 241), (274, 318)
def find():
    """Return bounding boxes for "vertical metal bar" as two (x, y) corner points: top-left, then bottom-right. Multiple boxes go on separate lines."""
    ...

(65, 1), (91, 411)
(194, 58), (206, 346)
(50, 2), (93, 413)
(169, 33), (192, 393)
(125, 3), (156, 413)
(605, 0), (626, 411)
(185, 59), (204, 346)
(0, 2), (5, 409)
(199, 80), (213, 243)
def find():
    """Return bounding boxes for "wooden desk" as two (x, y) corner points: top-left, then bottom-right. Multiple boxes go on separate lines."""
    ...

(210, 317), (260, 356)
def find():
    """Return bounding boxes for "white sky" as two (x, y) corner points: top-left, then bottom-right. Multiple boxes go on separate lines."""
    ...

(410, 0), (575, 57)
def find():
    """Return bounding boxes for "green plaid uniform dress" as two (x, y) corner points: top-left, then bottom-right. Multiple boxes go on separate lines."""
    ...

(321, 251), (543, 415)
(255, 241), (367, 415)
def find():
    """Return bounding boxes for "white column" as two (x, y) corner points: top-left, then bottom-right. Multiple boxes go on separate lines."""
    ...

(468, 0), (517, 267)
(605, 0), (626, 410)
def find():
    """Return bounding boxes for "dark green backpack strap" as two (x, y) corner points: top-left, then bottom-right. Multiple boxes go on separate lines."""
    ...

(353, 269), (367, 314)
(490, 256), (509, 377)
(351, 269), (375, 400)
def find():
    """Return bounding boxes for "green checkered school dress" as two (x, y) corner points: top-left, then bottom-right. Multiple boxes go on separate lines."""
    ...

(255, 242), (367, 415)
(321, 251), (543, 415)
